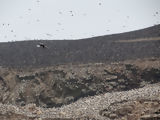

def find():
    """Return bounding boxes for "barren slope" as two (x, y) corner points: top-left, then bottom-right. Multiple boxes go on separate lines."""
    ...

(0, 25), (160, 67)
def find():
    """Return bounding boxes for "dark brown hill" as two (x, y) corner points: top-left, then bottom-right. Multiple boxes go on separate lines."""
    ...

(0, 25), (160, 67)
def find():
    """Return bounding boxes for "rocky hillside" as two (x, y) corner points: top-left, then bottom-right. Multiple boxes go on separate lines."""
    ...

(0, 25), (160, 120)
(0, 58), (160, 120)
(0, 58), (159, 108)
(0, 25), (160, 67)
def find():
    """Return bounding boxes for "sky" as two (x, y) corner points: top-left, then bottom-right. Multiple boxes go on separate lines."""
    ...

(0, 0), (160, 42)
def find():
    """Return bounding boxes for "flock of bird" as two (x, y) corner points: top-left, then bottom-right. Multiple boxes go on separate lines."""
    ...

(0, 1), (104, 41)
(0, 0), (160, 43)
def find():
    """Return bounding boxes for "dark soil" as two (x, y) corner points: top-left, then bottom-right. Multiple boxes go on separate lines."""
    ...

(0, 25), (160, 67)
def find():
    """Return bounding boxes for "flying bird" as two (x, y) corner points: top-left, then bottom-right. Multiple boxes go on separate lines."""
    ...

(37, 43), (48, 48)
(46, 33), (52, 37)
(99, 3), (102, 5)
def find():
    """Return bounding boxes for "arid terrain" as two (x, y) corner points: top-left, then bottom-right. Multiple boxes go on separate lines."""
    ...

(0, 25), (160, 120)
(0, 25), (160, 67)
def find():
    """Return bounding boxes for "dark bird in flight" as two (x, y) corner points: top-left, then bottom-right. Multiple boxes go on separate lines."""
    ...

(37, 43), (48, 48)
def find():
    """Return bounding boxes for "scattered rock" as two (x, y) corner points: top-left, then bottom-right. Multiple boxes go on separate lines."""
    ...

(0, 59), (160, 120)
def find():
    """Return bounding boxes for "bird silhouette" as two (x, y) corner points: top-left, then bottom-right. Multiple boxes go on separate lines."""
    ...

(37, 43), (48, 48)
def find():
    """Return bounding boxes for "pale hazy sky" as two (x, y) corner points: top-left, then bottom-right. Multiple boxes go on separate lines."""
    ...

(0, 0), (160, 42)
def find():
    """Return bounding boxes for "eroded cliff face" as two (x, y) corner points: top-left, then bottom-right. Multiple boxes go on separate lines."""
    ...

(0, 58), (160, 109)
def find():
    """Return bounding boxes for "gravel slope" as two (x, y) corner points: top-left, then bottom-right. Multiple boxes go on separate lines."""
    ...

(0, 83), (160, 120)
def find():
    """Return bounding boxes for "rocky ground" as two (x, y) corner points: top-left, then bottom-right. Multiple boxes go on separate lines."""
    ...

(0, 58), (160, 120)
